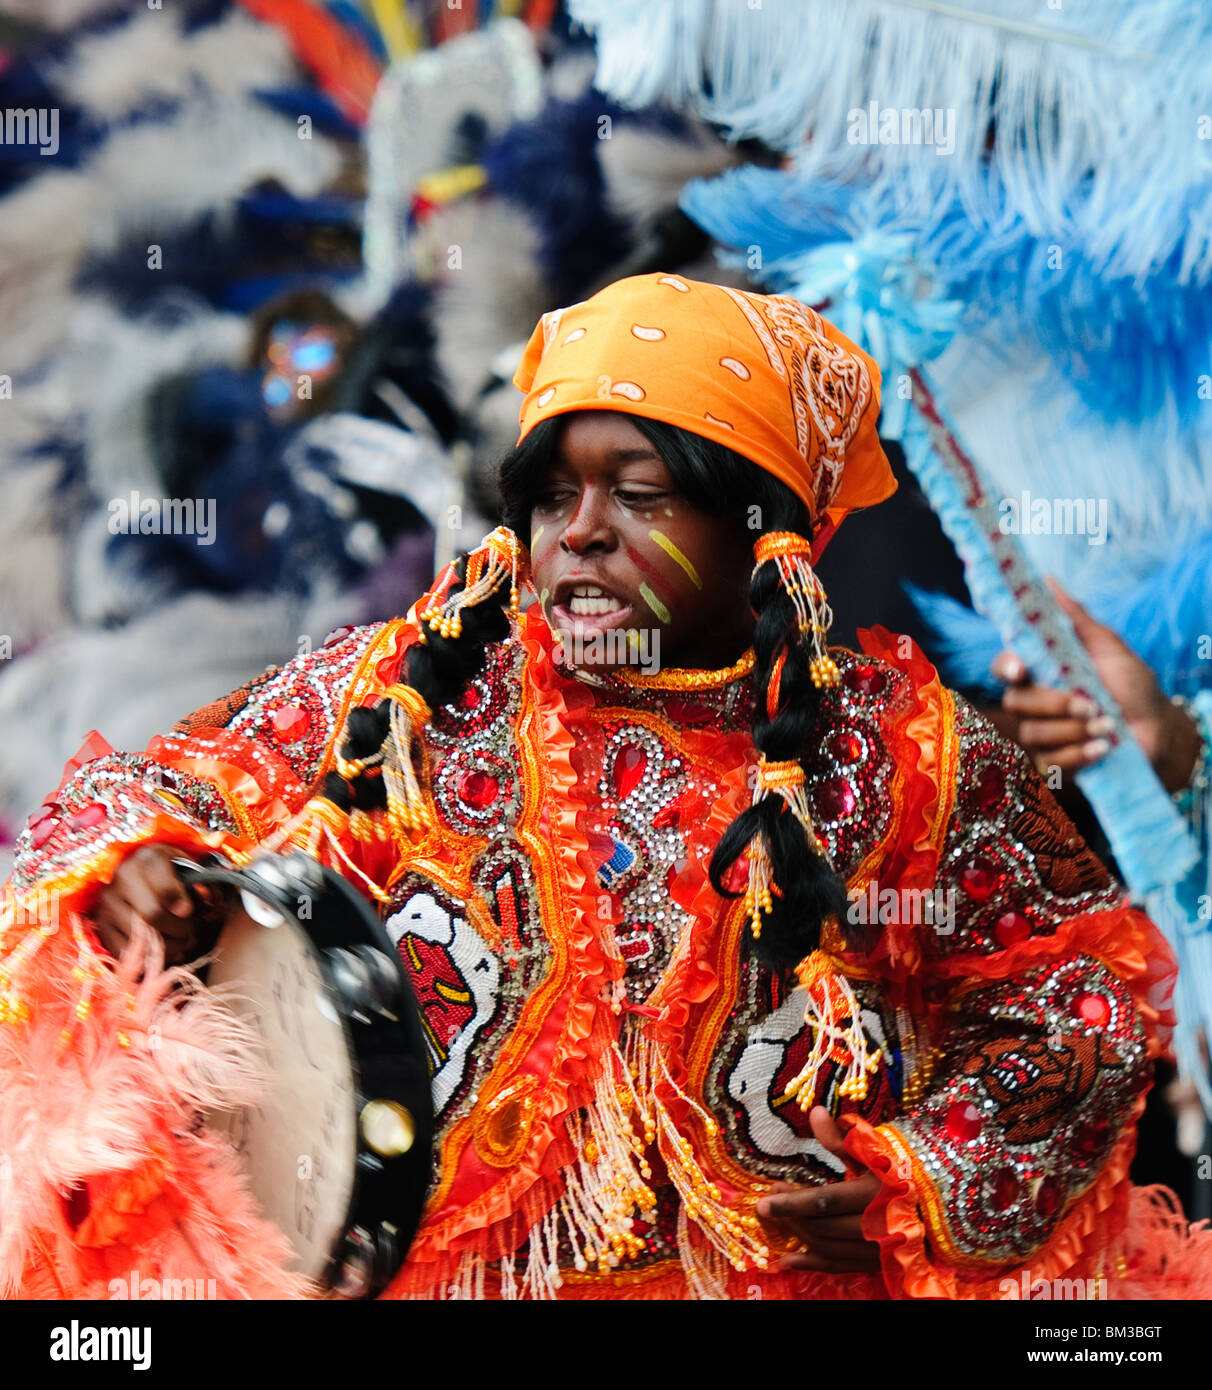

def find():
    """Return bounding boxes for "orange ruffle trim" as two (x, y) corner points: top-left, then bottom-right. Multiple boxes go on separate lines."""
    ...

(384, 611), (626, 1294)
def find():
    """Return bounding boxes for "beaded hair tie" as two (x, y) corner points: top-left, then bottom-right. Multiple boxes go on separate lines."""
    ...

(420, 526), (523, 641)
(743, 753), (831, 940)
(752, 531), (840, 689)
(328, 682), (433, 843)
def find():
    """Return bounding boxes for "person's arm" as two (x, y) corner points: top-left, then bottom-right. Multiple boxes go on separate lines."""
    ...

(7, 624), (388, 961)
(0, 622), (408, 1299)
(839, 694), (1169, 1298)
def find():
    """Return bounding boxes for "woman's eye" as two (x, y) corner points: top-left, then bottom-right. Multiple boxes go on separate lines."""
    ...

(617, 490), (667, 506)
(533, 490), (574, 509)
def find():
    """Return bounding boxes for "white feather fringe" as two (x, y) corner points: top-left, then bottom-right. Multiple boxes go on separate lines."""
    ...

(430, 200), (549, 409)
(0, 104), (340, 377)
(597, 119), (738, 229)
(45, 7), (296, 120)
(0, 589), (353, 831)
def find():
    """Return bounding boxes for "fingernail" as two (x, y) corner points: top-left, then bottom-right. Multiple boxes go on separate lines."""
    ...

(1083, 738), (1111, 760)
(1086, 716), (1115, 737)
(1068, 696), (1099, 718)
(999, 655), (1025, 680)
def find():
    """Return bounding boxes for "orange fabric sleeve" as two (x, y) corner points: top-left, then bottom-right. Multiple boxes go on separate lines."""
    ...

(837, 631), (1197, 1299)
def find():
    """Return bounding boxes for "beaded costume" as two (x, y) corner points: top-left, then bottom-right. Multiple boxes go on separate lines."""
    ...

(0, 577), (1199, 1299)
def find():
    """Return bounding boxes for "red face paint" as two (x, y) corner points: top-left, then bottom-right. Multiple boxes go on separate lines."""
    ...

(624, 545), (678, 602)
(531, 533), (561, 575)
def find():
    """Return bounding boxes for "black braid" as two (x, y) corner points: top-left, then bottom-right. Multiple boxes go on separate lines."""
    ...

(403, 558), (511, 712)
(321, 553), (511, 813)
(708, 556), (855, 972)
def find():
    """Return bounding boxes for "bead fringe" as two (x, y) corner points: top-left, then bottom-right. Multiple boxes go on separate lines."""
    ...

(380, 684), (432, 840)
(744, 756), (832, 940)
(408, 1016), (772, 1299)
(419, 526), (522, 641)
(773, 550), (840, 689)
(781, 949), (883, 1107)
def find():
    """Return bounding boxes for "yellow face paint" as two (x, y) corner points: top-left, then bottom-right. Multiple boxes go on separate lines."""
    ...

(648, 529), (703, 590)
(638, 582), (672, 624)
(540, 587), (550, 611)
(531, 525), (545, 550)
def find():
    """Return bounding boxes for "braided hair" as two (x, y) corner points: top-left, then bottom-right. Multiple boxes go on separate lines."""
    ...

(317, 553), (513, 816)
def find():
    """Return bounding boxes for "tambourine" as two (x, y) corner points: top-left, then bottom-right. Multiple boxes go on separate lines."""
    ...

(176, 850), (433, 1298)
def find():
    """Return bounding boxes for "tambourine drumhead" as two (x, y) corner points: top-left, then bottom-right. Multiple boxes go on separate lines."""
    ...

(203, 899), (359, 1283)
(178, 852), (433, 1298)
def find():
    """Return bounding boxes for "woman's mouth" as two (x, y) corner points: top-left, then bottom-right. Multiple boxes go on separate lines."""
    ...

(551, 581), (635, 630)
(568, 585), (622, 617)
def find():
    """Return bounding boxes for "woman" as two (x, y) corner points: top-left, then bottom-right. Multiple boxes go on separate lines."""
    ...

(0, 274), (1203, 1299)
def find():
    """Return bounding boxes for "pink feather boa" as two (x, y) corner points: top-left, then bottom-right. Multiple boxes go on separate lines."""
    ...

(0, 919), (311, 1299)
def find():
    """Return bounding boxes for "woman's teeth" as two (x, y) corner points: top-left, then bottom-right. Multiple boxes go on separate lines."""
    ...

(568, 586), (620, 616)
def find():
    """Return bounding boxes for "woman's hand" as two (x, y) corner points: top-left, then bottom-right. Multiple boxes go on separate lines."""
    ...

(93, 845), (204, 967)
(993, 577), (1202, 793)
(755, 1106), (882, 1273)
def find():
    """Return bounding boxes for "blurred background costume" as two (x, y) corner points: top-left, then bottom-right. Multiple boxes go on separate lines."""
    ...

(2, 275), (1207, 1299)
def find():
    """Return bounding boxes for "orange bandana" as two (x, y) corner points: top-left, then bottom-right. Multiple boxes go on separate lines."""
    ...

(513, 272), (896, 540)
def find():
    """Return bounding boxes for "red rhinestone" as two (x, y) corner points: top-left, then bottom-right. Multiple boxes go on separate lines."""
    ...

(973, 765), (1005, 815)
(28, 802), (59, 828)
(1075, 992), (1111, 1027)
(945, 1100), (983, 1144)
(65, 802), (106, 831)
(845, 663), (886, 696)
(459, 685), (480, 711)
(271, 703), (311, 742)
(960, 857), (998, 902)
(323, 624), (355, 647)
(994, 911), (1032, 947)
(612, 744), (648, 799)
(818, 777), (856, 820)
(828, 730), (864, 763)
(665, 857), (688, 894)
(1074, 1120), (1109, 1158)
(990, 1169), (1021, 1212)
(458, 770), (500, 810)
(1035, 1177), (1062, 1218)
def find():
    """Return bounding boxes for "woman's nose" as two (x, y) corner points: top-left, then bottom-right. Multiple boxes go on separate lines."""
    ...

(560, 484), (614, 554)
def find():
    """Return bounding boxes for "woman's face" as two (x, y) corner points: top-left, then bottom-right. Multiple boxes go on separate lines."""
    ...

(527, 412), (755, 671)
